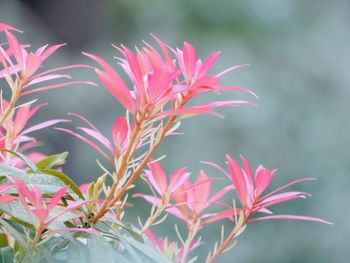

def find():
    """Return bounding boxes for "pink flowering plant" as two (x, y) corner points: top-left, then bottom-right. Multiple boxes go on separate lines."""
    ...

(0, 22), (331, 262)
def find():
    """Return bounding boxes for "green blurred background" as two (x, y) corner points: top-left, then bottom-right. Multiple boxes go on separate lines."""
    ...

(0, 0), (348, 262)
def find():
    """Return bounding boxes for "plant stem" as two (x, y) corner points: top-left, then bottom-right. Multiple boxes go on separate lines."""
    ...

(92, 113), (146, 224)
(0, 86), (21, 127)
(30, 228), (43, 250)
(92, 113), (179, 224)
(92, 97), (190, 224)
(140, 195), (169, 234)
(180, 219), (200, 263)
(99, 115), (177, 219)
(206, 215), (246, 263)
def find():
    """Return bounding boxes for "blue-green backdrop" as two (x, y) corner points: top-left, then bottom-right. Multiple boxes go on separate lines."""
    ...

(0, 1), (348, 262)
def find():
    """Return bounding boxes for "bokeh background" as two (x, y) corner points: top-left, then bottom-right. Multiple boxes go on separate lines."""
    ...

(0, 0), (349, 262)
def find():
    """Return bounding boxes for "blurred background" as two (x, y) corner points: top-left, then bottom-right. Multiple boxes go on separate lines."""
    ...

(0, 0), (348, 262)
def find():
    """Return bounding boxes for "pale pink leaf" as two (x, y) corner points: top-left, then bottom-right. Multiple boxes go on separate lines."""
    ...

(248, 214), (332, 224)
(204, 208), (241, 224)
(55, 128), (113, 163)
(21, 119), (71, 135)
(216, 64), (249, 77)
(77, 127), (113, 154)
(260, 178), (317, 201)
(25, 74), (71, 87)
(21, 81), (97, 96)
(148, 162), (168, 194)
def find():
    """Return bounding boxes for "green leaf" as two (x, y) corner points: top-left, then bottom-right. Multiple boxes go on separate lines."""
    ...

(50, 232), (83, 255)
(0, 165), (83, 200)
(0, 233), (8, 248)
(40, 169), (84, 200)
(0, 201), (80, 230)
(103, 218), (144, 243)
(0, 167), (72, 197)
(117, 234), (143, 263)
(10, 216), (35, 231)
(124, 235), (171, 263)
(0, 165), (26, 177)
(66, 238), (87, 263)
(95, 222), (167, 263)
(124, 223), (144, 243)
(4, 172), (67, 195)
(0, 205), (34, 232)
(93, 224), (143, 263)
(88, 235), (120, 262)
(46, 208), (81, 230)
(35, 152), (68, 170)
(0, 247), (14, 263)
(0, 201), (34, 227)
(54, 234), (130, 263)
(0, 218), (29, 252)
(0, 149), (39, 173)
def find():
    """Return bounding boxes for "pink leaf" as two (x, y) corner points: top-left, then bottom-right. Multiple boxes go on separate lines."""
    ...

(254, 166), (277, 197)
(226, 154), (247, 206)
(260, 178), (317, 201)
(14, 103), (47, 135)
(204, 208), (242, 224)
(207, 185), (233, 206)
(40, 43), (66, 61)
(48, 187), (69, 211)
(247, 214), (332, 224)
(157, 107), (219, 119)
(201, 160), (231, 179)
(0, 23), (22, 32)
(0, 195), (16, 203)
(199, 51), (221, 77)
(215, 85), (259, 98)
(95, 69), (135, 113)
(0, 64), (21, 78)
(21, 119), (71, 135)
(118, 45), (143, 89)
(168, 168), (191, 194)
(145, 230), (162, 249)
(192, 171), (211, 215)
(256, 191), (310, 210)
(151, 34), (175, 71)
(216, 64), (249, 78)
(165, 206), (186, 221)
(25, 53), (43, 78)
(158, 100), (255, 119)
(148, 162), (168, 194)
(182, 42), (197, 82)
(240, 155), (254, 205)
(77, 127), (113, 154)
(133, 194), (162, 207)
(46, 200), (88, 227)
(191, 76), (219, 90)
(21, 81), (97, 96)
(68, 113), (100, 132)
(83, 52), (135, 113)
(31, 207), (49, 223)
(25, 74), (71, 87)
(32, 64), (93, 79)
(55, 128), (113, 164)
(5, 31), (23, 67)
(112, 116), (129, 153)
